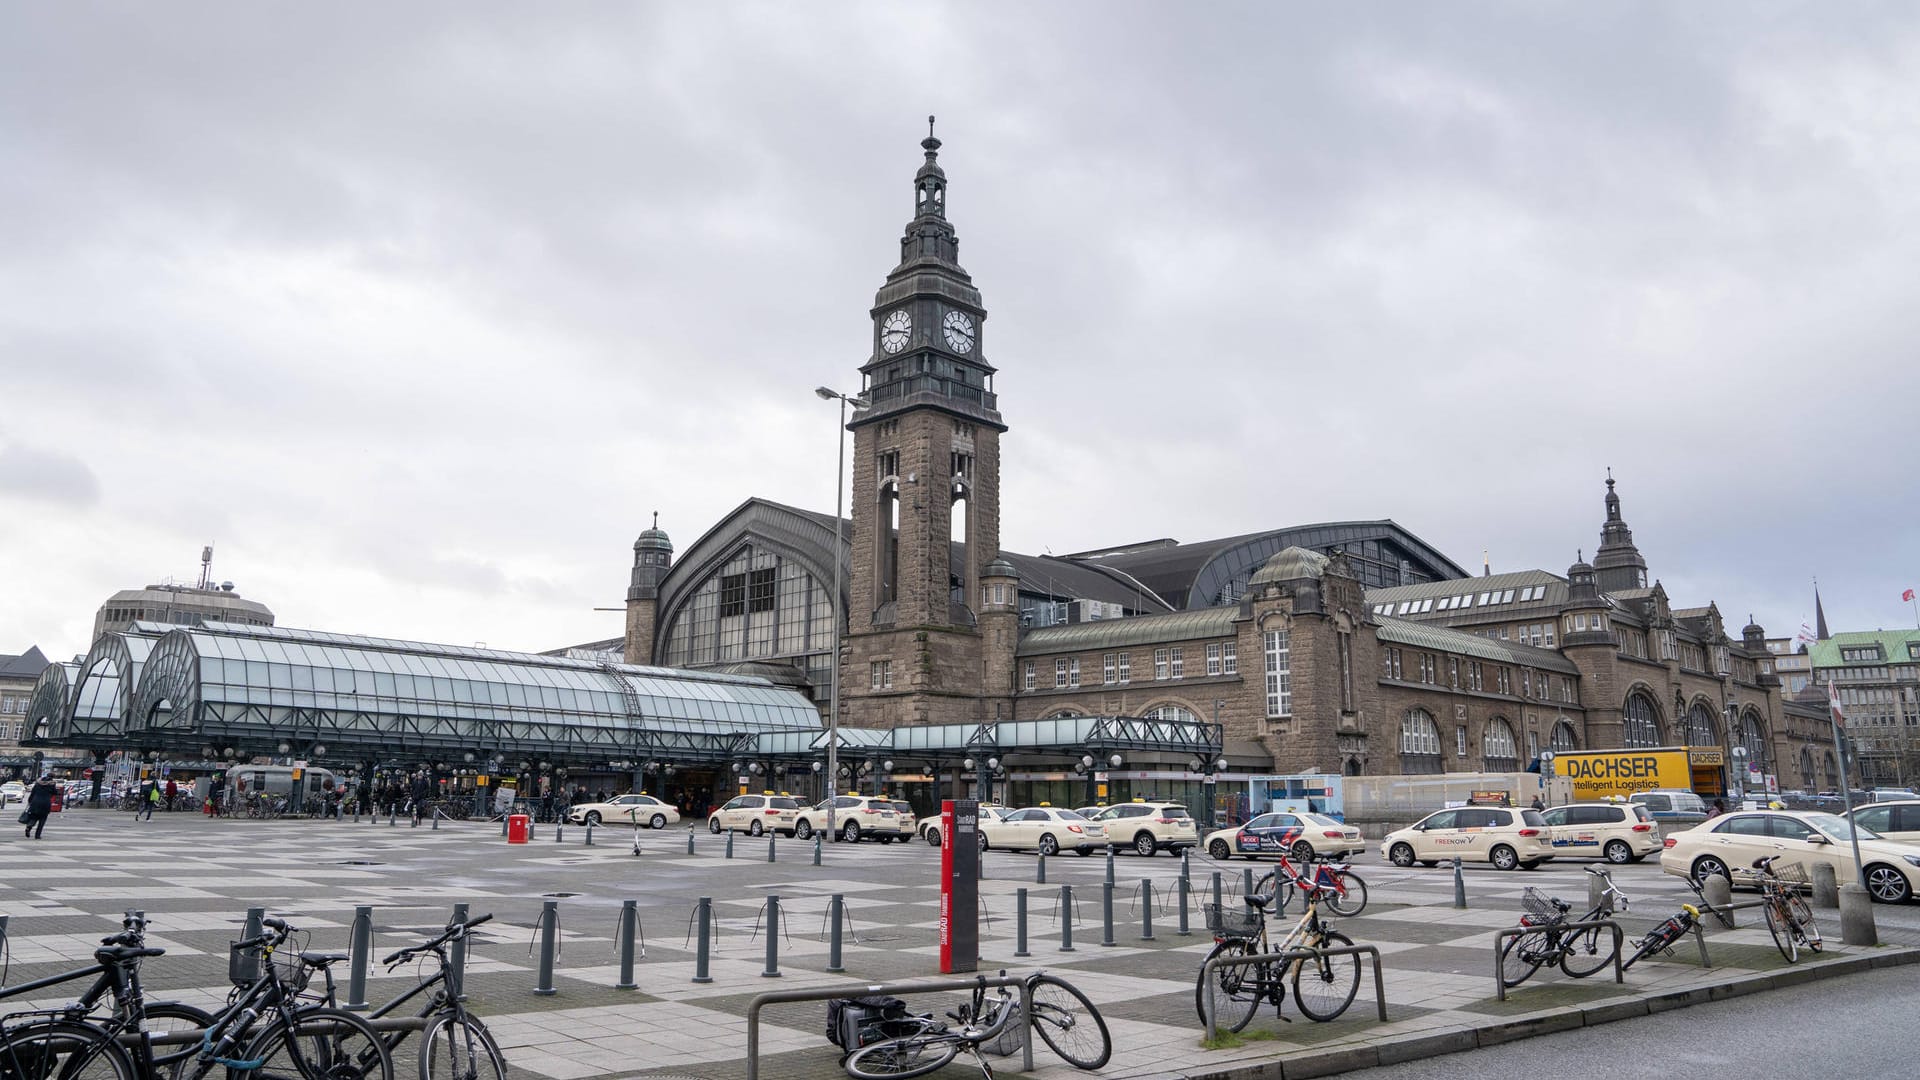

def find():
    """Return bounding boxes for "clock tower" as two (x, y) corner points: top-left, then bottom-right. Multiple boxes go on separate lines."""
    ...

(843, 119), (1008, 729)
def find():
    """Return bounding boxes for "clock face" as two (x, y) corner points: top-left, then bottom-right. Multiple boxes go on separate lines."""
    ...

(880, 310), (912, 354)
(942, 310), (976, 354)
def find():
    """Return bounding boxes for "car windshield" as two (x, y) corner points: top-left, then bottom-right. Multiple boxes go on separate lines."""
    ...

(1301, 813), (1343, 828)
(1159, 806), (1191, 819)
(1808, 812), (1880, 841)
(770, 797), (799, 809)
(1056, 810), (1089, 822)
(1519, 809), (1548, 827)
(889, 802), (913, 814)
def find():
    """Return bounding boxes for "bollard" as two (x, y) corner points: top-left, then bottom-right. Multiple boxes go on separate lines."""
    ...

(389, 808), (397, 826)
(631, 827), (642, 857)
(768, 836), (777, 863)
(1212, 871), (1223, 913)
(237, 907), (265, 981)
(449, 902), (470, 1001)
(345, 905), (373, 1010)
(1177, 874), (1191, 936)
(1813, 863), (1840, 909)
(1060, 884), (1076, 952)
(1242, 867), (1254, 899)
(555, 823), (563, 843)
(826, 894), (846, 973)
(1036, 852), (1047, 884)
(585, 822), (595, 847)
(814, 834), (823, 866)
(616, 900), (639, 990)
(1452, 857), (1467, 909)
(1703, 875), (1734, 927)
(1106, 847), (1117, 887)
(725, 831), (735, 859)
(761, 895), (782, 978)
(1101, 881), (1116, 947)
(353, 808), (359, 823)
(1839, 884), (1879, 946)
(1014, 888), (1031, 959)
(1140, 879), (1155, 940)
(501, 816), (509, 838)
(692, 897), (714, 984)
(528, 819), (536, 841)
(687, 830), (696, 855)
(410, 808), (418, 828)
(431, 810), (439, 831)
(533, 900), (558, 996)
(1588, 873), (1610, 913)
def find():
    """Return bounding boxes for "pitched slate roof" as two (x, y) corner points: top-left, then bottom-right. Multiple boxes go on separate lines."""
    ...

(0, 646), (49, 680)
(1374, 617), (1581, 675)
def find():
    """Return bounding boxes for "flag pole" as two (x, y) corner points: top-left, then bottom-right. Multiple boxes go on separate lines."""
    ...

(1828, 678), (1867, 891)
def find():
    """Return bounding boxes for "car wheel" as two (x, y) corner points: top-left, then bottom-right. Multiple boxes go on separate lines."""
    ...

(1490, 845), (1519, 871)
(842, 820), (861, 844)
(1603, 839), (1632, 864)
(584, 811), (602, 826)
(1691, 855), (1730, 886)
(795, 820), (814, 840)
(927, 828), (943, 848)
(1389, 843), (1415, 868)
(1865, 864), (1913, 903)
(749, 820), (763, 837)
(708, 817), (722, 834)
(977, 832), (989, 852)
(1290, 839), (1315, 864)
(1039, 834), (1060, 857)
(1134, 832), (1157, 858)
(1209, 839), (1232, 861)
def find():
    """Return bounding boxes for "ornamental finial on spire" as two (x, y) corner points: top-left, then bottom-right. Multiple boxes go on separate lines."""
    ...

(923, 114), (941, 155)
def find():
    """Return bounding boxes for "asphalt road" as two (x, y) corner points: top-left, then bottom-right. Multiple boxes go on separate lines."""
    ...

(1350, 963), (1920, 1079)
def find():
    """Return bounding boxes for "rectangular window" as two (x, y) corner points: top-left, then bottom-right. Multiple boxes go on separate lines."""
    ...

(1456, 726), (1468, 757)
(1170, 647), (1185, 679)
(1383, 647), (1403, 680)
(1154, 649), (1169, 680)
(992, 583), (1005, 604)
(1103, 653), (1116, 685)
(1575, 613), (1588, 631)
(877, 450), (899, 481)
(719, 572), (747, 618)
(869, 660), (892, 690)
(1206, 643), (1222, 676)
(1469, 662), (1484, 691)
(1222, 641), (1237, 675)
(1068, 657), (1081, 688)
(1117, 652), (1131, 684)
(1420, 654), (1437, 684)
(1055, 659), (1069, 689)
(1448, 657), (1460, 688)
(1265, 629), (1292, 718)
(747, 567), (777, 613)
(1023, 662), (1035, 691)
(1521, 670), (1532, 697)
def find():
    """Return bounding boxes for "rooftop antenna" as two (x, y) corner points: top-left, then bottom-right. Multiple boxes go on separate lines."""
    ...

(197, 545), (215, 590)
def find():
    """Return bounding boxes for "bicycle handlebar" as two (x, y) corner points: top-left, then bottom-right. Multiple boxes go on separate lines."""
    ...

(381, 912), (494, 966)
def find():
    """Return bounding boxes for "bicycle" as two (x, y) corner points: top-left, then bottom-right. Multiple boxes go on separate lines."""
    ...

(0, 910), (215, 1080)
(1194, 877), (1362, 1031)
(1252, 854), (1368, 917)
(1752, 857), (1821, 963)
(1498, 867), (1626, 988)
(1622, 876), (1735, 969)
(842, 971), (1110, 1080)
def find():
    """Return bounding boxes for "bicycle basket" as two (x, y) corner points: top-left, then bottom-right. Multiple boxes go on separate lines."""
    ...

(1771, 863), (1810, 888)
(227, 940), (265, 987)
(982, 999), (1025, 1058)
(1203, 903), (1263, 939)
(1520, 888), (1565, 920)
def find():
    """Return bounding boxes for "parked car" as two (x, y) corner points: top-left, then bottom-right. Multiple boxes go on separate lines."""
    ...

(1847, 801), (1920, 845)
(979, 805), (1107, 855)
(921, 804), (1009, 847)
(707, 792), (801, 837)
(886, 800), (917, 839)
(1629, 789), (1710, 827)
(566, 793), (680, 829)
(1538, 801), (1660, 863)
(1204, 811), (1365, 863)
(0, 781), (26, 807)
(1381, 806), (1555, 871)
(1660, 808), (1920, 903)
(793, 795), (910, 843)
(1870, 788), (1920, 804)
(1087, 802), (1199, 856)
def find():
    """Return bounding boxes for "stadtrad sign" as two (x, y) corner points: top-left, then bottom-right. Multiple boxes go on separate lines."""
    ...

(938, 799), (980, 974)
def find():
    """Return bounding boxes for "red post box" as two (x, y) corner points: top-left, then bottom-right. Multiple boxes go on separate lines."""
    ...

(507, 814), (530, 844)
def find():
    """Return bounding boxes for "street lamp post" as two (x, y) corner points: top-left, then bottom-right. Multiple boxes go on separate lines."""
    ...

(816, 386), (870, 840)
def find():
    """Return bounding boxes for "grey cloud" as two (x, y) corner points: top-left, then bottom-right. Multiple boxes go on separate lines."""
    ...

(0, 443), (103, 508)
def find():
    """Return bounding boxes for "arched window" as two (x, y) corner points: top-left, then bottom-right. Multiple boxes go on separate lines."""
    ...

(1622, 691), (1662, 748)
(1045, 708), (1082, 719)
(1142, 704), (1197, 723)
(1483, 718), (1518, 772)
(1401, 709), (1442, 775)
(1683, 702), (1717, 748)
(1740, 710), (1768, 769)
(1549, 719), (1579, 753)
(1799, 747), (1815, 789)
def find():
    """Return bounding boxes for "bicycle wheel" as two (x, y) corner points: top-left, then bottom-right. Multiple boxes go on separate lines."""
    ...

(418, 1016), (506, 1080)
(1193, 939), (1264, 1033)
(1251, 870), (1291, 913)
(1498, 928), (1549, 989)
(1786, 894), (1822, 953)
(1026, 975), (1111, 1070)
(0, 1018), (137, 1080)
(1557, 923), (1617, 979)
(1763, 900), (1798, 963)
(141, 1002), (216, 1080)
(243, 1006), (394, 1080)
(1323, 871), (1368, 918)
(1292, 930), (1361, 1022)
(843, 1034), (960, 1079)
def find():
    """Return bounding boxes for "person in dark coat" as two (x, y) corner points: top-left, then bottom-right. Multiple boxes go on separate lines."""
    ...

(24, 775), (57, 839)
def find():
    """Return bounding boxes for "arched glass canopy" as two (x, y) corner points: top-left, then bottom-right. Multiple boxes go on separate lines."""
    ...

(59, 626), (165, 744)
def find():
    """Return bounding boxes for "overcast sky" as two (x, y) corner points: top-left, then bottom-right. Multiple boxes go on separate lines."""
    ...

(5, 3), (1918, 663)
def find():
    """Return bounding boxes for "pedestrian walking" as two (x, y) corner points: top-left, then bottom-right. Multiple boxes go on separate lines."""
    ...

(22, 774), (57, 839)
(135, 779), (158, 821)
(164, 777), (179, 810)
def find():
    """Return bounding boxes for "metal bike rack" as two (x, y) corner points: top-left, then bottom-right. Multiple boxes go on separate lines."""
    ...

(745, 974), (1039, 1080)
(1491, 918), (1624, 1001)
(1198, 943), (1389, 1041)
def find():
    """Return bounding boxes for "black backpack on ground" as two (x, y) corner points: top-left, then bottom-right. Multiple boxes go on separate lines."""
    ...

(825, 995), (923, 1058)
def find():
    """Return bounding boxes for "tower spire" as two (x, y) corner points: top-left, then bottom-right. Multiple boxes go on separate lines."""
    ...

(1815, 578), (1830, 640)
(1592, 471), (1649, 591)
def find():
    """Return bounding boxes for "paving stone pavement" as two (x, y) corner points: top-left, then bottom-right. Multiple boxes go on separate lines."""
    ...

(2, 811), (1915, 1080)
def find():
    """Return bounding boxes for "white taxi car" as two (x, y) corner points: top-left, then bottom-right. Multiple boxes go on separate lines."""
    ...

(1848, 800), (1920, 844)
(793, 795), (910, 843)
(566, 792), (680, 829)
(921, 804), (1009, 847)
(707, 792), (801, 837)
(1090, 802), (1200, 857)
(1381, 806), (1555, 871)
(979, 805), (1107, 856)
(1205, 811), (1366, 862)
(1538, 801), (1660, 863)
(1661, 808), (1920, 903)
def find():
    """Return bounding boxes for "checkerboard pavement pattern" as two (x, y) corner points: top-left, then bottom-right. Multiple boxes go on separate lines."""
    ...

(2, 812), (1914, 1080)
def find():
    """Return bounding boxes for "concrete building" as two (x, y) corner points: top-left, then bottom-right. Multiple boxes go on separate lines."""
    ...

(92, 550), (274, 641)
(1, 646), (51, 754)
(1806, 629), (1920, 787)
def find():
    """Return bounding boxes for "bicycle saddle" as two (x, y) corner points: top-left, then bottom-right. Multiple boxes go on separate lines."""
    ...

(1549, 897), (1572, 913)
(299, 952), (351, 967)
(1244, 890), (1278, 910)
